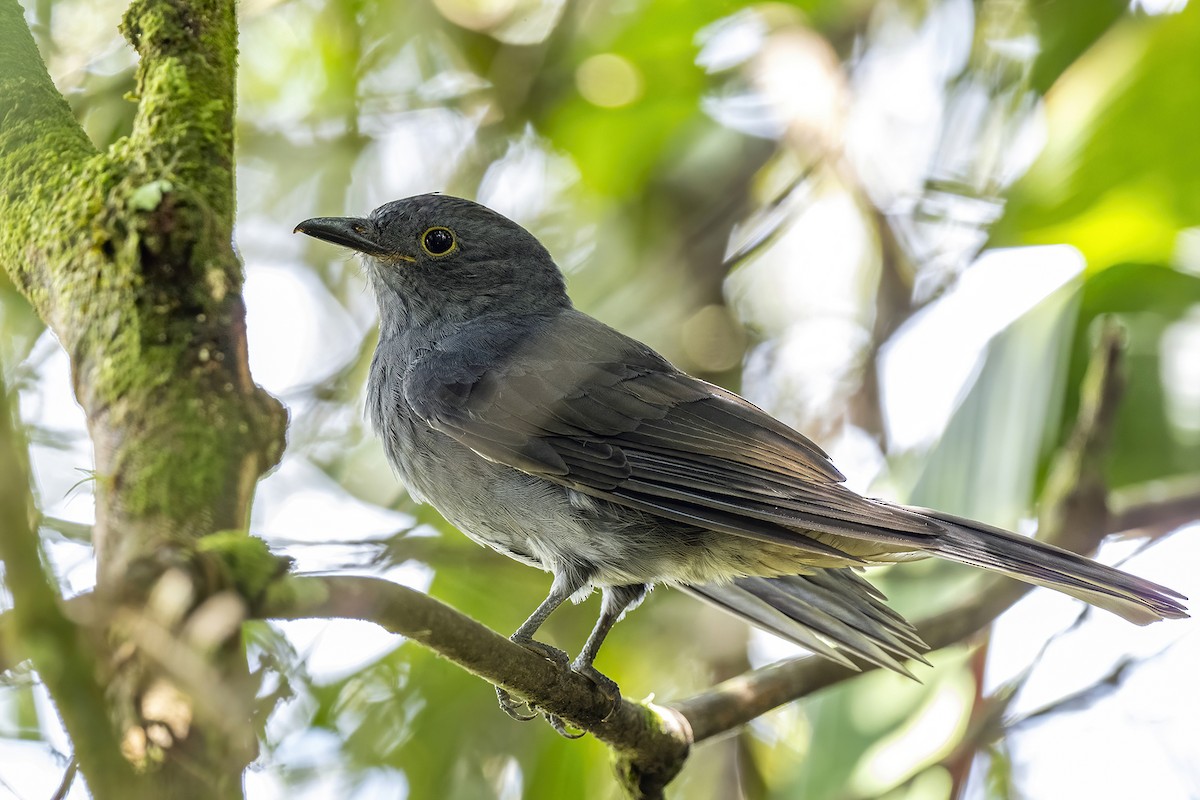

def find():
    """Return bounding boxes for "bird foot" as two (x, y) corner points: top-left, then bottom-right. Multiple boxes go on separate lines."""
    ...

(540, 662), (621, 738)
(495, 636), (572, 722)
(493, 639), (621, 738)
(515, 637), (571, 668)
(496, 687), (538, 721)
(570, 660), (622, 722)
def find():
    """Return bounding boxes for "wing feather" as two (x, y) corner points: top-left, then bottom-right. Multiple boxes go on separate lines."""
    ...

(409, 310), (940, 561)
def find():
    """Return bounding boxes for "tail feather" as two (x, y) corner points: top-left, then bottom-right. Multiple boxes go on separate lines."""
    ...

(683, 570), (930, 677)
(680, 509), (1185, 677)
(911, 507), (1189, 626)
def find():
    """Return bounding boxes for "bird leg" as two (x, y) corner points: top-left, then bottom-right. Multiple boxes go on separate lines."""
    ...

(497, 572), (578, 722)
(571, 583), (647, 704)
(532, 582), (649, 739)
(498, 577), (647, 738)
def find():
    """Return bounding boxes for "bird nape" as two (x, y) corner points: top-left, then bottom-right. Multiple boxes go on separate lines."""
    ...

(295, 194), (1188, 736)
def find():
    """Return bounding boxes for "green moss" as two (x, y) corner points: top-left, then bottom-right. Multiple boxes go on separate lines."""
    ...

(2, 0), (286, 578)
(197, 531), (292, 605)
(120, 0), (238, 221)
(0, 2), (289, 795)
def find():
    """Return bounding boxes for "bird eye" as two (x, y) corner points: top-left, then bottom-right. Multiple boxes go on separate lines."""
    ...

(421, 227), (456, 257)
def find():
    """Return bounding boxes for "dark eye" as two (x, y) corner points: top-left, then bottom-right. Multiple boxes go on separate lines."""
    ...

(422, 227), (455, 256)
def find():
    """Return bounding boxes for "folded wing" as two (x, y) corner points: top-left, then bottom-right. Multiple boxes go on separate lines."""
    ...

(408, 309), (1187, 627)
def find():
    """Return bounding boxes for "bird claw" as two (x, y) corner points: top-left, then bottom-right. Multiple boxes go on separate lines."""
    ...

(545, 713), (586, 739)
(496, 687), (538, 721)
(495, 636), (572, 722)
(496, 636), (622, 736)
(571, 660), (622, 721)
(496, 689), (584, 738)
(516, 638), (571, 668)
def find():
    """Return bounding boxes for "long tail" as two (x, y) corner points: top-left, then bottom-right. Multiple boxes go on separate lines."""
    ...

(685, 510), (1185, 677)
(682, 569), (930, 677)
(911, 506), (1189, 626)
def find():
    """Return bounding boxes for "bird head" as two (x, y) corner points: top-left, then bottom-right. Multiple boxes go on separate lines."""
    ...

(295, 194), (569, 331)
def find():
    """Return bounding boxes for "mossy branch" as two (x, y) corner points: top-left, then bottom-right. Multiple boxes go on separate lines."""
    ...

(0, 0), (284, 795)
(0, 0), (95, 174)
(1, 0), (284, 559)
(119, 0), (237, 222)
(0, 0), (96, 306)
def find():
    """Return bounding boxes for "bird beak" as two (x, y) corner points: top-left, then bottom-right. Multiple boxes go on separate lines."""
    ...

(293, 216), (387, 256)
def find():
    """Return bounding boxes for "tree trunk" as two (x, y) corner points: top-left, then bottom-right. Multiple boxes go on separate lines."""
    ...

(0, 0), (286, 795)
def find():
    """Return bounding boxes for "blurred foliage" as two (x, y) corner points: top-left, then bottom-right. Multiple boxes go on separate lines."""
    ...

(1065, 265), (1200, 488)
(4, 0), (1200, 798)
(998, 5), (1200, 267)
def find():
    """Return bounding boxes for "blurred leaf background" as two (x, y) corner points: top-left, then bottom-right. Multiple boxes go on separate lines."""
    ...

(2, 0), (1199, 798)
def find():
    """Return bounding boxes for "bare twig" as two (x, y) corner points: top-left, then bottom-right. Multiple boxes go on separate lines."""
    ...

(0, 378), (136, 795)
(1108, 477), (1200, 540)
(1012, 656), (1139, 729)
(665, 576), (1030, 744)
(669, 320), (1131, 748)
(49, 757), (79, 800)
(914, 641), (1177, 799)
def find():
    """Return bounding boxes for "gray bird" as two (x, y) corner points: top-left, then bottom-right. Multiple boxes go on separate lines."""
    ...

(295, 194), (1187, 732)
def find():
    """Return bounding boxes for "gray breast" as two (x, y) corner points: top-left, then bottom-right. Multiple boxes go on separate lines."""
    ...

(365, 339), (779, 588)
(367, 354), (584, 570)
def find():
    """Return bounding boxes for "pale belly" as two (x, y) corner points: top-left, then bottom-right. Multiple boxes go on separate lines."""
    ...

(375, 410), (863, 588)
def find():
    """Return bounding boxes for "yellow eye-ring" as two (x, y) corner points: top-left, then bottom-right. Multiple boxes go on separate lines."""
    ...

(421, 227), (456, 257)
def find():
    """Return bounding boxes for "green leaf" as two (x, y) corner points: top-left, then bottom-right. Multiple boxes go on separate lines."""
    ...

(909, 281), (1079, 527)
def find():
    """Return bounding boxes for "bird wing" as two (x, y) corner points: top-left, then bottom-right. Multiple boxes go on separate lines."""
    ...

(406, 310), (942, 563)
(406, 309), (1188, 625)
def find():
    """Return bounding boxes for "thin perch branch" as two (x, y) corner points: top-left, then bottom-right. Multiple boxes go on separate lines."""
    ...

(261, 575), (693, 794)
